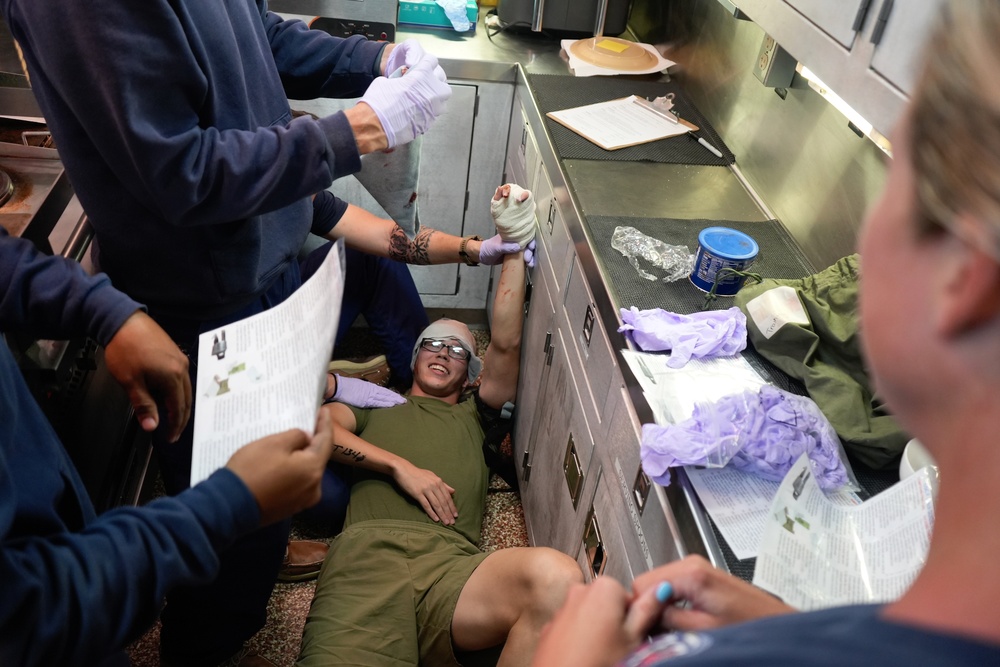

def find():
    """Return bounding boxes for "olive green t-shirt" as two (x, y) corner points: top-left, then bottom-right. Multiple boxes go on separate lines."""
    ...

(346, 396), (488, 545)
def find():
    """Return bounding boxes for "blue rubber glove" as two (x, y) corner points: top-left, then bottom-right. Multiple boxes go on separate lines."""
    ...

(328, 375), (406, 408)
(361, 53), (452, 148)
(385, 39), (447, 82)
(524, 239), (537, 268)
(478, 234), (522, 266)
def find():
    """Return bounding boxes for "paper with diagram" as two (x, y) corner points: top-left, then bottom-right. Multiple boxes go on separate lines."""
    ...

(753, 454), (936, 610)
(189, 241), (345, 485)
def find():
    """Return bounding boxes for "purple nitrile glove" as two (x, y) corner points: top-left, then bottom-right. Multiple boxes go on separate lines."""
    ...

(639, 385), (853, 492)
(523, 239), (536, 268)
(329, 375), (406, 409)
(478, 233), (522, 266)
(618, 306), (747, 368)
(385, 39), (447, 82)
(361, 53), (452, 149)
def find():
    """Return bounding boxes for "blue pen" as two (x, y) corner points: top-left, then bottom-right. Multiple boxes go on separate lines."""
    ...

(655, 581), (673, 603)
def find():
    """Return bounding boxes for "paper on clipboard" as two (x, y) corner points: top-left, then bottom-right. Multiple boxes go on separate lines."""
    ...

(546, 95), (697, 151)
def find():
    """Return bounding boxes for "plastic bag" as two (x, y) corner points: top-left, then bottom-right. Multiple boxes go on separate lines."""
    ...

(612, 226), (695, 283)
(641, 384), (860, 493)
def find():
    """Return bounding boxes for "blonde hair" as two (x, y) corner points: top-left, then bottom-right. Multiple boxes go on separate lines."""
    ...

(911, 0), (1000, 259)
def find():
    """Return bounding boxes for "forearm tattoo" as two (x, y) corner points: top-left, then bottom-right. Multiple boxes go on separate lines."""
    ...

(388, 226), (434, 265)
(333, 444), (366, 463)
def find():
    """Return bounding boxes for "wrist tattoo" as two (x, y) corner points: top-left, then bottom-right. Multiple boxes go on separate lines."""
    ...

(389, 227), (433, 265)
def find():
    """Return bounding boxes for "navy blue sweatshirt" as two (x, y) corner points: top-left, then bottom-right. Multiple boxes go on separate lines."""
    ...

(0, 0), (384, 320)
(0, 229), (260, 666)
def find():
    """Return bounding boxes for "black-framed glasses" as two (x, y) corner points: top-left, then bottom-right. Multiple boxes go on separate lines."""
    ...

(419, 338), (471, 361)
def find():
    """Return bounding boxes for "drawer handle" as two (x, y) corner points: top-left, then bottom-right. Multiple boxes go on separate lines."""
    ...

(564, 434), (584, 508)
(583, 507), (606, 577)
(633, 467), (650, 515)
(581, 305), (595, 349)
(546, 200), (555, 235)
(521, 450), (532, 482)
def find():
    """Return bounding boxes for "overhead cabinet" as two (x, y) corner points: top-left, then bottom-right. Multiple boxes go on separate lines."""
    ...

(738, 0), (944, 135)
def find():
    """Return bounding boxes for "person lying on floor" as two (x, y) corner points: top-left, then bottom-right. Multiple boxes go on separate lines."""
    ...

(294, 186), (580, 667)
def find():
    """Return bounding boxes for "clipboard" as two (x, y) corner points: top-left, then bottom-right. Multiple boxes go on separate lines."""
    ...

(546, 95), (699, 151)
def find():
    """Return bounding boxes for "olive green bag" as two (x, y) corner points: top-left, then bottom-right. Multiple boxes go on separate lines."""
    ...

(734, 254), (908, 470)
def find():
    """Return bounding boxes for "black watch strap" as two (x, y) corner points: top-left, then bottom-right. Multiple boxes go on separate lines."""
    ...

(459, 235), (482, 266)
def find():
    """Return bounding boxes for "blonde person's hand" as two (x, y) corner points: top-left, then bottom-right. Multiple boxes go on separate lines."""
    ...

(392, 460), (458, 524)
(631, 555), (795, 633)
(226, 409), (335, 526)
(103, 311), (191, 442)
(532, 577), (645, 667)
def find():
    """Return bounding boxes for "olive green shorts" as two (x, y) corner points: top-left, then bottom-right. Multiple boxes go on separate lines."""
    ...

(296, 520), (489, 667)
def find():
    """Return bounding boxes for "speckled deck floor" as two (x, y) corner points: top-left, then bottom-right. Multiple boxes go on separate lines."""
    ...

(127, 328), (530, 667)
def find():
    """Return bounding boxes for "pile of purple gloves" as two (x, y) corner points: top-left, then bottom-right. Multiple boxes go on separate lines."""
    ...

(640, 385), (854, 492)
(619, 306), (748, 368)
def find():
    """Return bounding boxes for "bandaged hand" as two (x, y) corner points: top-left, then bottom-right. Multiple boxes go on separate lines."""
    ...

(326, 374), (406, 408)
(384, 39), (447, 82)
(361, 53), (452, 148)
(478, 233), (523, 266)
(491, 183), (536, 247)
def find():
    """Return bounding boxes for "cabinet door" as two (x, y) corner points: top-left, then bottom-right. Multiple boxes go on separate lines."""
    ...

(599, 386), (687, 575)
(782, 0), (868, 48)
(576, 469), (633, 585)
(561, 254), (617, 442)
(505, 93), (530, 188)
(513, 261), (556, 491)
(533, 168), (574, 298)
(294, 84), (476, 296)
(521, 327), (598, 554)
(868, 0), (942, 95)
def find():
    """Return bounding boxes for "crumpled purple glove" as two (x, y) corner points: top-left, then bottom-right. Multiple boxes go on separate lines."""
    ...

(478, 233), (523, 266)
(361, 53), (452, 148)
(384, 39), (447, 82)
(328, 375), (406, 409)
(523, 239), (536, 268)
(618, 306), (747, 368)
(640, 385), (853, 492)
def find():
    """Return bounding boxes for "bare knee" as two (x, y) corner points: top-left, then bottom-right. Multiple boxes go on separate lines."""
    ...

(524, 548), (584, 616)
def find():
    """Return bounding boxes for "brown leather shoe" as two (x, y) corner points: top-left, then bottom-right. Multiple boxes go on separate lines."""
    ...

(328, 354), (390, 387)
(277, 539), (328, 582)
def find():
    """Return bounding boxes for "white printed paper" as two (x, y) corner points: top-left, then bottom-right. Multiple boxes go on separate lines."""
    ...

(547, 96), (690, 151)
(621, 350), (766, 425)
(685, 466), (782, 560)
(753, 454), (936, 610)
(189, 241), (345, 485)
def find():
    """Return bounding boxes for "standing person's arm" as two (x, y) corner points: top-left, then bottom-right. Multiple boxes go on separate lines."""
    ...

(5, 2), (372, 226)
(323, 201), (523, 266)
(0, 408), (335, 667)
(0, 229), (190, 439)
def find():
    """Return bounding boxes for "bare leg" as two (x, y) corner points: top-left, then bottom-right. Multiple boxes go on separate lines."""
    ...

(452, 546), (583, 666)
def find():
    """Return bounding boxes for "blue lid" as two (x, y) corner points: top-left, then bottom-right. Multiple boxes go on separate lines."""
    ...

(698, 227), (759, 261)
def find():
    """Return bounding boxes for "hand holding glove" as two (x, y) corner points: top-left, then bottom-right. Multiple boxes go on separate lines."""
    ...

(361, 53), (452, 148)
(384, 39), (447, 82)
(478, 234), (523, 266)
(326, 374), (406, 408)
